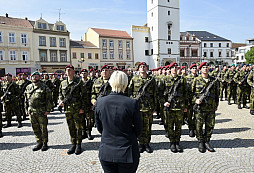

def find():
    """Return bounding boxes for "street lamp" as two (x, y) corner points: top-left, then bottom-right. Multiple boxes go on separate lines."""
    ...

(78, 57), (85, 70)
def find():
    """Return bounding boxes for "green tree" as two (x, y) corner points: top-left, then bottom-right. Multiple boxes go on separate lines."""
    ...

(245, 46), (254, 64)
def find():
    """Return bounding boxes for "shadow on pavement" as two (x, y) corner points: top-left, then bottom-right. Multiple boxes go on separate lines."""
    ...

(51, 142), (100, 151)
(3, 130), (54, 136)
(48, 122), (63, 126)
(48, 116), (65, 120)
(0, 142), (35, 150)
(215, 119), (232, 124)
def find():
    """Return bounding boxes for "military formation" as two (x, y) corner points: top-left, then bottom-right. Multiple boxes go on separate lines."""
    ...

(0, 62), (254, 155)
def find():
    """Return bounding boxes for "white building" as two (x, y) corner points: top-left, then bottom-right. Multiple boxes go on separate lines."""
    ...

(132, 0), (180, 69)
(234, 39), (254, 64)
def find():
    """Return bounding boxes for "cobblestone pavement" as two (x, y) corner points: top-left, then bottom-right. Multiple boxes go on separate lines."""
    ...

(0, 101), (254, 173)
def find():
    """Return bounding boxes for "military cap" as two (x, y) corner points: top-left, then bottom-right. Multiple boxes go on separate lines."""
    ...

(53, 73), (57, 75)
(112, 67), (119, 70)
(189, 64), (197, 69)
(241, 63), (246, 68)
(137, 62), (148, 70)
(17, 73), (22, 76)
(215, 65), (219, 68)
(31, 71), (40, 76)
(198, 62), (209, 69)
(95, 70), (100, 73)
(168, 62), (178, 69)
(44, 73), (49, 76)
(5, 73), (12, 77)
(80, 69), (88, 73)
(101, 65), (109, 70)
(89, 68), (95, 73)
(230, 64), (235, 67)
(180, 66), (186, 70)
(22, 72), (28, 76)
(65, 65), (74, 70)
(157, 67), (162, 70)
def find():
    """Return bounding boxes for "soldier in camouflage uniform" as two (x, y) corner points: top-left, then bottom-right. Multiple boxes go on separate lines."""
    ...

(209, 65), (220, 78)
(89, 68), (97, 82)
(0, 83), (3, 137)
(225, 64), (237, 105)
(51, 73), (61, 108)
(24, 72), (52, 151)
(247, 69), (254, 115)
(234, 63), (250, 109)
(246, 65), (251, 103)
(162, 62), (187, 153)
(1, 73), (23, 128)
(218, 65), (228, 101)
(80, 69), (94, 140)
(192, 62), (219, 153)
(185, 64), (198, 138)
(154, 67), (162, 120)
(128, 62), (157, 153)
(180, 66), (187, 77)
(59, 65), (85, 155)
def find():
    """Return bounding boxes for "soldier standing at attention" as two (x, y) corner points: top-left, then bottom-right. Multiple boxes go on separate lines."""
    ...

(247, 69), (254, 115)
(192, 62), (219, 153)
(163, 62), (187, 153)
(24, 72), (52, 151)
(1, 73), (23, 128)
(210, 65), (220, 78)
(225, 64), (237, 105)
(88, 68), (97, 82)
(128, 62), (157, 153)
(80, 69), (94, 140)
(59, 65), (85, 155)
(180, 66), (187, 77)
(218, 65), (228, 101)
(185, 64), (198, 137)
(51, 73), (61, 108)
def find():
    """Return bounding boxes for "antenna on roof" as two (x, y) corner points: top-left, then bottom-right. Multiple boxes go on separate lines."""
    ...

(40, 13), (43, 19)
(58, 8), (61, 21)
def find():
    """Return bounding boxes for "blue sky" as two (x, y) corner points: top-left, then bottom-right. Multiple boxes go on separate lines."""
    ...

(0, 0), (253, 43)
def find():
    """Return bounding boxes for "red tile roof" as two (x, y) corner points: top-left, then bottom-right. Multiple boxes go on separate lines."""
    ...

(91, 28), (132, 39)
(232, 43), (247, 48)
(0, 16), (33, 28)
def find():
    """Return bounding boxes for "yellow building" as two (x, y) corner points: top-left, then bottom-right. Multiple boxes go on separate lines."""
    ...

(70, 40), (100, 72)
(85, 28), (134, 69)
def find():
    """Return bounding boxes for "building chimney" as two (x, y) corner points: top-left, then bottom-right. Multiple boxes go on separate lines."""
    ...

(6, 13), (8, 18)
(25, 17), (28, 20)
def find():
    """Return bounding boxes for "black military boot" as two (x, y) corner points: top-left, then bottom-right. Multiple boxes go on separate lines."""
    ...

(170, 142), (177, 153)
(250, 110), (254, 115)
(238, 105), (242, 109)
(220, 98), (223, 101)
(17, 122), (23, 128)
(145, 143), (153, 153)
(82, 131), (87, 139)
(67, 144), (76, 155)
(243, 105), (250, 109)
(228, 101), (231, 105)
(75, 143), (82, 155)
(3, 122), (11, 128)
(0, 130), (3, 138)
(205, 142), (215, 152)
(159, 121), (164, 125)
(175, 142), (183, 153)
(234, 100), (237, 104)
(41, 142), (48, 151)
(189, 130), (195, 137)
(23, 115), (28, 121)
(87, 131), (94, 140)
(33, 143), (43, 151)
(139, 144), (145, 153)
(198, 142), (206, 153)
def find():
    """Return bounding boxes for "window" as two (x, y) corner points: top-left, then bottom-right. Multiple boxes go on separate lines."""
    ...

(39, 36), (46, 46)
(180, 50), (184, 57)
(40, 51), (47, 62)
(180, 36), (182, 41)
(9, 33), (15, 43)
(110, 40), (114, 47)
(81, 53), (84, 58)
(210, 52), (213, 57)
(103, 51), (107, 59)
(88, 53), (92, 59)
(219, 51), (222, 57)
(151, 0), (153, 3)
(10, 51), (16, 60)
(227, 43), (230, 47)
(72, 52), (76, 59)
(193, 37), (196, 41)
(126, 41), (130, 48)
(151, 26), (153, 31)
(203, 52), (207, 57)
(95, 53), (99, 59)
(145, 37), (149, 43)
(219, 43), (221, 47)
(151, 49), (153, 55)
(38, 22), (47, 29)
(21, 34), (27, 44)
(192, 50), (198, 57)
(168, 0), (170, 2)
(110, 51), (114, 59)
(50, 37), (56, 47)
(57, 25), (64, 31)
(119, 51), (123, 59)
(0, 32), (2, 42)
(0, 50), (4, 60)
(60, 38), (66, 47)
(204, 43), (207, 47)
(50, 52), (57, 62)
(168, 11), (170, 15)
(60, 52), (67, 62)
(22, 51), (28, 61)
(168, 48), (171, 54)
(241, 56), (244, 60)
(240, 49), (245, 53)
(210, 43), (213, 47)
(151, 12), (153, 17)
(168, 24), (171, 40)
(227, 51), (230, 57)
(119, 40), (122, 48)
(127, 51), (130, 60)
(145, 50), (149, 56)
(102, 40), (107, 47)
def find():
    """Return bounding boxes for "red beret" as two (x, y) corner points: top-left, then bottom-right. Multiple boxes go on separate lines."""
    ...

(65, 65), (74, 70)
(113, 67), (119, 70)
(5, 73), (12, 77)
(53, 73), (57, 75)
(80, 69), (88, 73)
(157, 67), (162, 70)
(180, 66), (186, 70)
(137, 62), (147, 70)
(101, 65), (109, 70)
(198, 62), (209, 69)
(89, 68), (95, 73)
(189, 64), (197, 69)
(162, 66), (166, 70)
(95, 70), (100, 73)
(168, 62), (178, 69)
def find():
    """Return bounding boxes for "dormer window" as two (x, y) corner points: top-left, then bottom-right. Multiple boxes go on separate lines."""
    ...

(38, 22), (47, 29)
(57, 25), (64, 31)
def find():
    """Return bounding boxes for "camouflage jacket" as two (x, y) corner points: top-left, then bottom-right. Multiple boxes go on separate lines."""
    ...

(24, 81), (52, 114)
(247, 70), (254, 87)
(162, 74), (188, 110)
(209, 70), (219, 78)
(59, 79), (84, 113)
(80, 78), (94, 112)
(217, 70), (227, 83)
(186, 74), (198, 106)
(225, 70), (237, 85)
(2, 81), (21, 103)
(42, 79), (54, 91)
(128, 74), (157, 112)
(51, 78), (61, 93)
(91, 77), (112, 104)
(192, 75), (219, 112)
(17, 79), (32, 96)
(234, 70), (249, 87)
(157, 74), (166, 100)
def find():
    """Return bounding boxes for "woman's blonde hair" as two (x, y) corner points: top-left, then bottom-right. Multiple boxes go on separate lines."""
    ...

(109, 71), (128, 93)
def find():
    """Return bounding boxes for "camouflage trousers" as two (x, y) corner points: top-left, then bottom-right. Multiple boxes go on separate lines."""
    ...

(65, 112), (83, 144)
(85, 110), (94, 133)
(138, 111), (153, 145)
(0, 112), (2, 130)
(250, 89), (254, 111)
(187, 106), (195, 131)
(4, 102), (22, 123)
(52, 92), (59, 107)
(159, 101), (167, 131)
(29, 112), (48, 144)
(164, 110), (184, 143)
(237, 86), (248, 106)
(227, 84), (237, 102)
(195, 111), (215, 142)
(220, 82), (227, 99)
